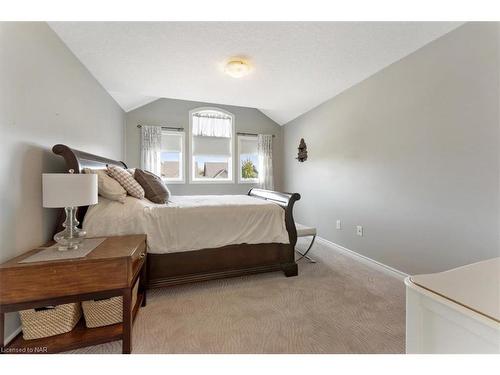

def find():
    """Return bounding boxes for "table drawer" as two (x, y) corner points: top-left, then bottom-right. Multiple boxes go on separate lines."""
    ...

(0, 259), (128, 305)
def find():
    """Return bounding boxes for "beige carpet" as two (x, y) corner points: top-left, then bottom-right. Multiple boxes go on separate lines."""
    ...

(69, 239), (406, 354)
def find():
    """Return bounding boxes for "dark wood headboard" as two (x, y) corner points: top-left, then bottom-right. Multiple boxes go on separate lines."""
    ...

(52, 144), (127, 173)
(52, 144), (128, 230)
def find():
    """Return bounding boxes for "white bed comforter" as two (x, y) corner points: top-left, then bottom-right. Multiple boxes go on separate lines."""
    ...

(83, 195), (289, 254)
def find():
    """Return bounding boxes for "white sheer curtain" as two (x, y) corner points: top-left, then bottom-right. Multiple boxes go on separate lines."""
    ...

(141, 125), (162, 176)
(257, 134), (274, 190)
(192, 113), (232, 138)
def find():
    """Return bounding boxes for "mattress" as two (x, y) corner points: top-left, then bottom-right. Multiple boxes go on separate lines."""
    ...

(82, 195), (289, 254)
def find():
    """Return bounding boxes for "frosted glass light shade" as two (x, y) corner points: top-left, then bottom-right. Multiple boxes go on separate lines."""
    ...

(224, 60), (252, 78)
(43, 173), (98, 208)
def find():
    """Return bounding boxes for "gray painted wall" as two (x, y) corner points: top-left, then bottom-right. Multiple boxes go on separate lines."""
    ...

(0, 22), (125, 341)
(283, 22), (500, 275)
(125, 98), (283, 195)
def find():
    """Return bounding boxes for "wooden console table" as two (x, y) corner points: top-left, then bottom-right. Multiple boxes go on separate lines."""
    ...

(0, 235), (147, 354)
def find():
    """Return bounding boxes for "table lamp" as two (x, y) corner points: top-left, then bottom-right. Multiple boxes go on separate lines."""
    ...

(42, 170), (98, 251)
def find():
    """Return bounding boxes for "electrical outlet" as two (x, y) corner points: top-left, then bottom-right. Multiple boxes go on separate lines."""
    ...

(336, 220), (342, 230)
(356, 225), (363, 236)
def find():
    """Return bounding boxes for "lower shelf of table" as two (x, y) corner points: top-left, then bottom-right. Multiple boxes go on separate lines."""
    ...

(6, 292), (144, 354)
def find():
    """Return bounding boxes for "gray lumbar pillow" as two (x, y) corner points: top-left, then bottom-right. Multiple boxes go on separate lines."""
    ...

(133, 168), (170, 204)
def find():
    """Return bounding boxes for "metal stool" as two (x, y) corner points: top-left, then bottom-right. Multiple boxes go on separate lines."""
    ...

(295, 223), (317, 263)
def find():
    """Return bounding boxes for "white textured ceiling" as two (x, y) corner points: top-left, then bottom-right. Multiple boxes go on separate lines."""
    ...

(49, 22), (462, 124)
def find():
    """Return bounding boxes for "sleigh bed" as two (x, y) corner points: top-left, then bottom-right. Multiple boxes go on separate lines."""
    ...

(52, 144), (301, 289)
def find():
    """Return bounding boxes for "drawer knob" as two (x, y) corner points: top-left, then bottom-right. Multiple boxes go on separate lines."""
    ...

(139, 252), (146, 259)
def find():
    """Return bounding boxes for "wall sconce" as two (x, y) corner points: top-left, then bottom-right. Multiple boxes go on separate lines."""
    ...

(296, 138), (308, 162)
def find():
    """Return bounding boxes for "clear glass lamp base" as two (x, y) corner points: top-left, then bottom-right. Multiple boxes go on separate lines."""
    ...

(54, 207), (87, 251)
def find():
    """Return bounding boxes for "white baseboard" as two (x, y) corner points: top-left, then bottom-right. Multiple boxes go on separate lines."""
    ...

(5, 325), (22, 346)
(315, 236), (409, 281)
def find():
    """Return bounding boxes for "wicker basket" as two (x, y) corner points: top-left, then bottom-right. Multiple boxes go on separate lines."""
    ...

(82, 279), (139, 328)
(19, 303), (82, 340)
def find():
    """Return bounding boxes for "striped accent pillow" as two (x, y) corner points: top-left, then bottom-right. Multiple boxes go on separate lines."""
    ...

(107, 165), (145, 199)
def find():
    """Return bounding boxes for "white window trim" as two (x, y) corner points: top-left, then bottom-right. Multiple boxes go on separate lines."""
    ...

(161, 130), (186, 184)
(188, 107), (235, 184)
(237, 135), (259, 184)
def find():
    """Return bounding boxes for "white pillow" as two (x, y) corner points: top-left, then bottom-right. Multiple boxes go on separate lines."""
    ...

(83, 168), (127, 203)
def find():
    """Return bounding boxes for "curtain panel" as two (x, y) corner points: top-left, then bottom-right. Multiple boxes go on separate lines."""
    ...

(257, 134), (274, 190)
(141, 125), (162, 176)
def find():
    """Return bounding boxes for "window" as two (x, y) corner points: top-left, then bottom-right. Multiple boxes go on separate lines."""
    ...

(160, 130), (185, 183)
(189, 108), (234, 183)
(238, 135), (259, 183)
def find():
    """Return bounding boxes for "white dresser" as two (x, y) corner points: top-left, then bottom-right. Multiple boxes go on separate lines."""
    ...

(405, 257), (500, 354)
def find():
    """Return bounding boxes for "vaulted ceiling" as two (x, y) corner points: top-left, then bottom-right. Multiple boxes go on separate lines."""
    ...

(49, 22), (462, 125)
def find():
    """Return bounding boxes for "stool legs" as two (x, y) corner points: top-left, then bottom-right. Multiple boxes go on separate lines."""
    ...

(296, 234), (317, 263)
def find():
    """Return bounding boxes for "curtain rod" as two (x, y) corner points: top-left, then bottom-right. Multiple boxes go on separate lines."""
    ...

(237, 132), (275, 138)
(137, 125), (274, 138)
(192, 113), (231, 120)
(137, 124), (184, 132)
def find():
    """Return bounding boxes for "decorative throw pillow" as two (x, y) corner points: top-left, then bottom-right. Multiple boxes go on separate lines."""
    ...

(107, 165), (145, 199)
(134, 168), (170, 204)
(82, 168), (127, 203)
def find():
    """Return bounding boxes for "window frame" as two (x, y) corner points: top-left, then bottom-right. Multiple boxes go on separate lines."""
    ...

(160, 130), (186, 184)
(188, 107), (235, 184)
(237, 135), (259, 184)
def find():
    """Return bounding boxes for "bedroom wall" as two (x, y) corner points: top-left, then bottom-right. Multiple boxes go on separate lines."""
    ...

(0, 22), (125, 341)
(283, 22), (500, 275)
(124, 98), (283, 194)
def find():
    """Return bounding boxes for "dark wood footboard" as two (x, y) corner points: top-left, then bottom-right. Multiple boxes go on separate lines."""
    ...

(247, 188), (301, 248)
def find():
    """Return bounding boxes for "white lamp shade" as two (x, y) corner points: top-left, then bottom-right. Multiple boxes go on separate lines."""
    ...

(43, 173), (98, 208)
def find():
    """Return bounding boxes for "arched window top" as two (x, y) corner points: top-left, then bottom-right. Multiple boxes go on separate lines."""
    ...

(192, 109), (232, 120)
(190, 107), (234, 138)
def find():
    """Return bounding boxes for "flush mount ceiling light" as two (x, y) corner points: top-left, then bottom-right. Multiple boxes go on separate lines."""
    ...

(224, 59), (252, 78)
